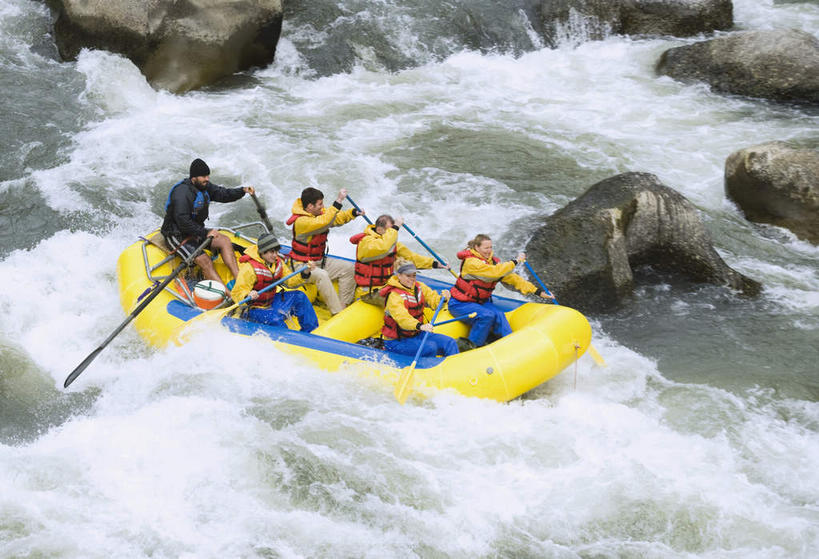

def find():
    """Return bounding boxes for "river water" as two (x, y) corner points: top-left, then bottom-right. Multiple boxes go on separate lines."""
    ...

(1, 0), (818, 557)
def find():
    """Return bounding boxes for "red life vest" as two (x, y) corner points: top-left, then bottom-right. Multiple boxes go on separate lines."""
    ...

(451, 249), (501, 304)
(286, 213), (329, 262)
(239, 254), (283, 306)
(379, 283), (425, 339)
(350, 231), (397, 289)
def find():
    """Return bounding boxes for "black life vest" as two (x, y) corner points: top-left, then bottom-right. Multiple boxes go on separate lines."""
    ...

(239, 254), (283, 306)
(450, 249), (501, 304)
(165, 179), (210, 221)
(379, 283), (425, 339)
(350, 231), (397, 289)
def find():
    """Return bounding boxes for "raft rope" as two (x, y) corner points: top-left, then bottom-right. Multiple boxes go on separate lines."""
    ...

(573, 343), (580, 391)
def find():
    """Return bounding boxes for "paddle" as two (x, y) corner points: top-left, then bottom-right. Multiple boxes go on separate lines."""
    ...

(222, 265), (309, 314)
(64, 237), (213, 388)
(250, 192), (275, 233)
(394, 295), (447, 405)
(523, 261), (606, 367)
(345, 194), (373, 225)
(401, 223), (458, 279)
(432, 312), (476, 327)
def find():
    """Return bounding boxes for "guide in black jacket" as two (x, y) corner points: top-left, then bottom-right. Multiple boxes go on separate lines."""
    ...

(161, 158), (254, 290)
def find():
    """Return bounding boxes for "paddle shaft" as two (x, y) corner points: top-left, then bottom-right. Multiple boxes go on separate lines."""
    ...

(64, 237), (212, 388)
(345, 195), (373, 225)
(230, 265), (309, 310)
(431, 312), (475, 327)
(524, 261), (557, 305)
(250, 193), (275, 233)
(395, 295), (447, 404)
(401, 224), (458, 279)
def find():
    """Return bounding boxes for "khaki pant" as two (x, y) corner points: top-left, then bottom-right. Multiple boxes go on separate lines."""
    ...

(303, 258), (355, 314)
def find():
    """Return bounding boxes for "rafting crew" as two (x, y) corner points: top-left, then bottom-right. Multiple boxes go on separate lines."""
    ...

(349, 214), (448, 302)
(379, 261), (459, 358)
(286, 187), (365, 315)
(161, 158), (254, 290)
(231, 233), (319, 332)
(449, 234), (554, 350)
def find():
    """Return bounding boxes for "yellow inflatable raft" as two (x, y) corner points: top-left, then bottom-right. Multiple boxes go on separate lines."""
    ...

(118, 227), (593, 402)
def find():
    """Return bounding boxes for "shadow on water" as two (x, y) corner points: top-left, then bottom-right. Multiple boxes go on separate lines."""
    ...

(0, 180), (121, 258)
(0, 343), (99, 445)
(593, 267), (819, 402)
(0, 183), (70, 256)
(383, 124), (612, 196)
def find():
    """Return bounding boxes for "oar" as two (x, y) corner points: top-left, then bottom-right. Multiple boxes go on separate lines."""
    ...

(394, 295), (447, 405)
(432, 312), (476, 327)
(64, 237), (213, 388)
(401, 224), (458, 279)
(250, 192), (275, 233)
(221, 265), (308, 315)
(524, 261), (606, 367)
(345, 194), (373, 225)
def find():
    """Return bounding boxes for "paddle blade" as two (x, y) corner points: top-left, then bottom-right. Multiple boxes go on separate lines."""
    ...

(587, 344), (606, 367)
(394, 364), (416, 405)
(63, 346), (104, 388)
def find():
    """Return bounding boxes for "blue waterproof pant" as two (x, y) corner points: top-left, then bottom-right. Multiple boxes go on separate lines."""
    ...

(246, 290), (319, 332)
(448, 298), (512, 346)
(384, 333), (459, 358)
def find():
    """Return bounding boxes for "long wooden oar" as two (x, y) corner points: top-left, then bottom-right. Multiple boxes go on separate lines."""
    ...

(250, 192), (275, 233)
(345, 194), (373, 225)
(524, 261), (606, 367)
(401, 224), (458, 279)
(394, 295), (447, 404)
(64, 237), (213, 388)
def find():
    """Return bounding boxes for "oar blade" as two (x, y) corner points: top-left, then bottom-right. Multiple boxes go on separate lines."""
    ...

(587, 344), (606, 367)
(64, 346), (104, 388)
(394, 364), (416, 404)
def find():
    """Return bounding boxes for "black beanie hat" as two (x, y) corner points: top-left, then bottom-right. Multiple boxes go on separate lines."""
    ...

(257, 233), (280, 254)
(189, 158), (210, 178)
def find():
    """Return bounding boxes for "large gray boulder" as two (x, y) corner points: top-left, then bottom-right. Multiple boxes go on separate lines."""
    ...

(526, 172), (760, 313)
(657, 29), (819, 104)
(540, 0), (732, 43)
(725, 142), (819, 244)
(49, 0), (283, 93)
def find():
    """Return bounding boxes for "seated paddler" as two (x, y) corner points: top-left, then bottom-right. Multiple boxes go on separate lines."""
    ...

(231, 233), (319, 332)
(448, 234), (554, 350)
(379, 261), (459, 358)
(350, 214), (448, 301)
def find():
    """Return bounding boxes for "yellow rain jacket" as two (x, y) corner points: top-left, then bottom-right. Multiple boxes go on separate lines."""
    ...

(288, 199), (356, 242)
(380, 275), (443, 334)
(231, 245), (305, 305)
(352, 224), (435, 297)
(453, 248), (537, 302)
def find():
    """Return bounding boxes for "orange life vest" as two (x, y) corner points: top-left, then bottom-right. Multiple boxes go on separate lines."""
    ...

(286, 213), (329, 262)
(450, 249), (500, 304)
(349, 232), (397, 289)
(379, 283), (425, 339)
(239, 254), (283, 306)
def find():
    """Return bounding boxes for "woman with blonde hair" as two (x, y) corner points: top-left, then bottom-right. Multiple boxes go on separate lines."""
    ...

(449, 234), (553, 349)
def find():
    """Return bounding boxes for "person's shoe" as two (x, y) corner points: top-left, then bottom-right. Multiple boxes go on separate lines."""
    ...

(457, 337), (477, 352)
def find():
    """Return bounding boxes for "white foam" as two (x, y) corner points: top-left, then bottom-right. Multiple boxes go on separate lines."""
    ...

(2, 0), (819, 555)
